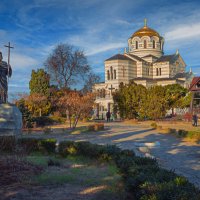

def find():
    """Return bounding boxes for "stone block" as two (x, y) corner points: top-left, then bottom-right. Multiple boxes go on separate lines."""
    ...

(0, 103), (22, 135)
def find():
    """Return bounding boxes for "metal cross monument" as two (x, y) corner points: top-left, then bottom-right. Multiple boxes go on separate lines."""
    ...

(4, 42), (14, 84)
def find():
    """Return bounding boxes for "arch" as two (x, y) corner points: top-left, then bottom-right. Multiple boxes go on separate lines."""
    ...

(151, 36), (159, 42)
(141, 36), (150, 42)
(110, 66), (113, 80)
(152, 40), (155, 49)
(114, 69), (116, 79)
(135, 41), (138, 49)
(107, 70), (110, 80)
(102, 89), (105, 98)
(156, 68), (159, 76)
(144, 40), (147, 49)
(132, 36), (141, 43)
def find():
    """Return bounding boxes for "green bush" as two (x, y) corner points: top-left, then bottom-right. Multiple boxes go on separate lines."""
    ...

(168, 128), (177, 134)
(0, 136), (16, 152)
(17, 138), (41, 153)
(187, 131), (200, 141)
(115, 155), (135, 176)
(151, 122), (157, 129)
(39, 138), (57, 153)
(177, 129), (188, 137)
(34, 116), (54, 127)
(58, 141), (76, 157)
(75, 141), (103, 158)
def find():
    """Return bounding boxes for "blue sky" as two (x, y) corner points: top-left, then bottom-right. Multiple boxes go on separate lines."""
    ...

(0, 0), (200, 96)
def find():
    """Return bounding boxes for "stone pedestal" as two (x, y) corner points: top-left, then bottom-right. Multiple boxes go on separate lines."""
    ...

(0, 104), (22, 135)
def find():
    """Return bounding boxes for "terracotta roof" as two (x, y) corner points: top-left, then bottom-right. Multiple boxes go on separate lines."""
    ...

(105, 54), (134, 61)
(189, 77), (200, 91)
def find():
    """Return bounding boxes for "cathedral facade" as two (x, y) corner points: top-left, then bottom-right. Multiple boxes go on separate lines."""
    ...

(93, 20), (193, 119)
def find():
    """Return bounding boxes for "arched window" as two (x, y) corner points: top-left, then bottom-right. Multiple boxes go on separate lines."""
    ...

(102, 89), (105, 98)
(153, 40), (155, 49)
(135, 41), (138, 49)
(144, 40), (147, 49)
(110, 66), (113, 80)
(114, 70), (116, 79)
(107, 70), (110, 80)
(159, 68), (161, 76)
(156, 68), (159, 76)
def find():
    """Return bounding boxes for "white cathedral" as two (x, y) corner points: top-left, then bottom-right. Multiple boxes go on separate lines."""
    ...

(93, 19), (193, 118)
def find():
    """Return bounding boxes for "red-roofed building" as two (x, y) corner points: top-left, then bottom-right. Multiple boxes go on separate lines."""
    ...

(189, 77), (200, 113)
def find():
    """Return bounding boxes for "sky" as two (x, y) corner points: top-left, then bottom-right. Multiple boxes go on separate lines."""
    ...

(0, 0), (200, 97)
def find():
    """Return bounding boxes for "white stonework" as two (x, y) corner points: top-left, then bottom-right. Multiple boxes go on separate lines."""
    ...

(93, 20), (193, 119)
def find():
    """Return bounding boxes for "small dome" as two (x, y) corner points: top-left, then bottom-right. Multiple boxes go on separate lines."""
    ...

(131, 19), (160, 38)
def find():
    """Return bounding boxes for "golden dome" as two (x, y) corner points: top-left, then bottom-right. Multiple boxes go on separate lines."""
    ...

(131, 19), (160, 38)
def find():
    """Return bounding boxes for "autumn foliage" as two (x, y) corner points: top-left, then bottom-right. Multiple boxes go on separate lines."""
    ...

(58, 91), (95, 128)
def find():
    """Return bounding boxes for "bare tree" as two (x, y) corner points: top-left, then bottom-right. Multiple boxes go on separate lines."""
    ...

(45, 43), (90, 89)
(81, 72), (100, 94)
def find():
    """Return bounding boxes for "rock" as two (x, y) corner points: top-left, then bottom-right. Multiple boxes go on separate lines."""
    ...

(0, 103), (22, 135)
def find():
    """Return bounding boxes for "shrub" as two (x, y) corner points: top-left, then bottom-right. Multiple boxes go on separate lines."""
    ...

(151, 122), (157, 129)
(94, 123), (104, 131)
(58, 141), (76, 157)
(88, 123), (104, 131)
(47, 158), (61, 167)
(115, 155), (135, 176)
(87, 125), (95, 131)
(168, 128), (176, 134)
(0, 136), (16, 152)
(34, 116), (54, 127)
(177, 129), (188, 137)
(119, 149), (135, 158)
(17, 138), (40, 153)
(75, 142), (103, 158)
(39, 138), (57, 153)
(187, 130), (200, 142)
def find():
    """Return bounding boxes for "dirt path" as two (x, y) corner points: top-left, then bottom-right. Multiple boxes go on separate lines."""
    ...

(24, 122), (200, 188)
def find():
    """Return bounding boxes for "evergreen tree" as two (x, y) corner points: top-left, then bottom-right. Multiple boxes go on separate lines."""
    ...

(29, 69), (50, 96)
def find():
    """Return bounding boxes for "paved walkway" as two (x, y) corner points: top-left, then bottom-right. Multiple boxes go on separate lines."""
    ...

(26, 122), (200, 188)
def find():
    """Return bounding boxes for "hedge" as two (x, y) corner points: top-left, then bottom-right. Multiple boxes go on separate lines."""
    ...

(0, 136), (199, 199)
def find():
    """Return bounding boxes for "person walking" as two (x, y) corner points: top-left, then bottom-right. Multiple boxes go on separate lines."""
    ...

(194, 114), (198, 127)
(106, 110), (111, 122)
(192, 114), (198, 126)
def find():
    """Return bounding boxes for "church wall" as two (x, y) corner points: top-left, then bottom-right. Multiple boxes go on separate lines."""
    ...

(136, 61), (143, 77)
(130, 50), (163, 59)
(105, 59), (137, 86)
(153, 62), (169, 79)
(156, 80), (176, 86)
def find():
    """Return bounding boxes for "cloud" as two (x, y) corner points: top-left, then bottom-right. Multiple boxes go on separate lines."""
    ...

(11, 53), (40, 69)
(165, 23), (200, 41)
(86, 42), (126, 56)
